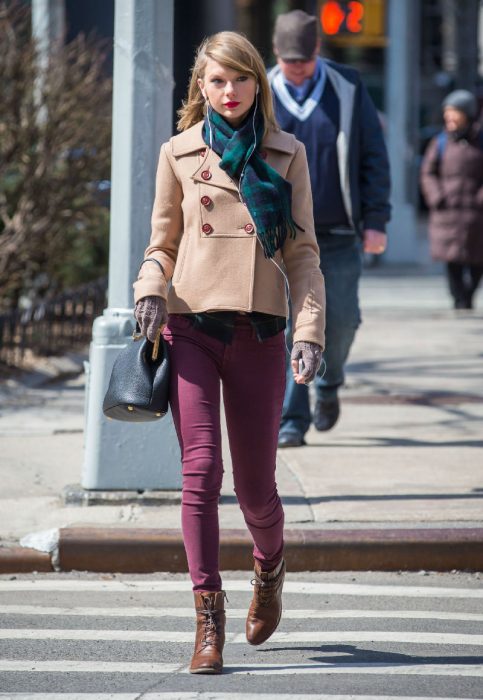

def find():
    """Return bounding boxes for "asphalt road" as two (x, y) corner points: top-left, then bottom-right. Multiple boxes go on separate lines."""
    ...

(0, 570), (482, 699)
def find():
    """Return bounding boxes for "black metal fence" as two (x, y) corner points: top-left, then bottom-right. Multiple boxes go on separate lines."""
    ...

(0, 278), (107, 367)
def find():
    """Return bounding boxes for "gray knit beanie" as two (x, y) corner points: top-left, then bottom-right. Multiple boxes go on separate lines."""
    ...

(442, 90), (478, 119)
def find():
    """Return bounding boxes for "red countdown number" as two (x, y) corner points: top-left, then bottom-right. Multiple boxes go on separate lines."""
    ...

(320, 1), (364, 35)
(347, 1), (364, 33)
(321, 1), (345, 34)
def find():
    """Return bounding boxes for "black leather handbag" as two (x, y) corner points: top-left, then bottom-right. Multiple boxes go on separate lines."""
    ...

(102, 327), (170, 422)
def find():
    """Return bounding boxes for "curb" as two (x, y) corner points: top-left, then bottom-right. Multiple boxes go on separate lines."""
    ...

(1, 527), (483, 574)
(63, 484), (182, 507)
(0, 547), (53, 573)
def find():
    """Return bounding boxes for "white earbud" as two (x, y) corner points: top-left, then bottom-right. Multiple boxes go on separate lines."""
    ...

(256, 84), (260, 94)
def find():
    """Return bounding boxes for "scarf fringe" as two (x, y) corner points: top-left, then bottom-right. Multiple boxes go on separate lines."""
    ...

(259, 222), (297, 259)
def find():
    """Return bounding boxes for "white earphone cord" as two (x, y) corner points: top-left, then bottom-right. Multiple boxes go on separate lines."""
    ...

(255, 238), (326, 377)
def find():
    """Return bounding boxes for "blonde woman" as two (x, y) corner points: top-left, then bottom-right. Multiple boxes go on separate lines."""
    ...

(133, 32), (325, 674)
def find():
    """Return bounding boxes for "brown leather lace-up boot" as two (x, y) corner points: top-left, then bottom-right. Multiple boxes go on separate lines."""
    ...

(189, 590), (226, 674)
(246, 559), (285, 645)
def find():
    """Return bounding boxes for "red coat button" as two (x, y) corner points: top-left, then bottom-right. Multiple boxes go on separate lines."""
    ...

(244, 223), (254, 233)
(202, 223), (213, 234)
(200, 195), (212, 207)
(199, 149), (207, 157)
(201, 170), (211, 180)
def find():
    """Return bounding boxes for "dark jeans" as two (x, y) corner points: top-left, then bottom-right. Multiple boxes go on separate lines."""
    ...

(163, 314), (286, 592)
(447, 262), (483, 309)
(280, 234), (363, 437)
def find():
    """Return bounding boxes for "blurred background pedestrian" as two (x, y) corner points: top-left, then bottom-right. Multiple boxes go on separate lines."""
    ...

(420, 89), (483, 310)
(269, 10), (391, 448)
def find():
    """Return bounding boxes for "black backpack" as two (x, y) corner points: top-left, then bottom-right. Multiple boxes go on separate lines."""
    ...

(435, 129), (483, 162)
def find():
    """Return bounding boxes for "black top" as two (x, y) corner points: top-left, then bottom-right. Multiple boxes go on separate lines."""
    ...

(184, 311), (286, 344)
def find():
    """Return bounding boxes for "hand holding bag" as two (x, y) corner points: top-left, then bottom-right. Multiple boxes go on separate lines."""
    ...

(102, 326), (170, 422)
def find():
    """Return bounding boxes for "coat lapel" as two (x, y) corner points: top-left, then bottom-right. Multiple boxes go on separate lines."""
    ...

(172, 120), (297, 193)
(191, 150), (239, 193)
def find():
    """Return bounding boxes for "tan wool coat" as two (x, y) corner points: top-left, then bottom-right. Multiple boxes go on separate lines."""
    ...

(133, 121), (326, 346)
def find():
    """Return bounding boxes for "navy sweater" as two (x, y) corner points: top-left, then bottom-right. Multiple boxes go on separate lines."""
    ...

(272, 79), (349, 229)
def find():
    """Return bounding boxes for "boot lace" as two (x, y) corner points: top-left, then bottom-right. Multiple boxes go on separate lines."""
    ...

(250, 574), (276, 607)
(199, 593), (225, 648)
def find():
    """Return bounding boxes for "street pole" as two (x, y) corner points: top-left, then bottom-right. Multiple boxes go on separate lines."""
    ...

(441, 0), (480, 91)
(480, 2), (483, 78)
(384, 0), (421, 264)
(82, 0), (181, 490)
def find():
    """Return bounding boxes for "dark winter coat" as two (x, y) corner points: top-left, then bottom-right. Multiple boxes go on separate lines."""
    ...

(420, 127), (483, 264)
(269, 59), (391, 234)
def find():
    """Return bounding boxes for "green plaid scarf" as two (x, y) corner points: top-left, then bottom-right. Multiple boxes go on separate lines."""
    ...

(202, 107), (298, 258)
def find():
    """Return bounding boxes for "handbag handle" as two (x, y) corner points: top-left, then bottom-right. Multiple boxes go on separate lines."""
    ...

(152, 328), (161, 360)
(132, 324), (164, 360)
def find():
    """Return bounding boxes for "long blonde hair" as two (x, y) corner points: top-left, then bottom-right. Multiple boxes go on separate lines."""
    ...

(177, 31), (278, 137)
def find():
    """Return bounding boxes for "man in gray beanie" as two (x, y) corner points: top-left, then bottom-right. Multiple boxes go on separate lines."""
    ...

(269, 10), (391, 447)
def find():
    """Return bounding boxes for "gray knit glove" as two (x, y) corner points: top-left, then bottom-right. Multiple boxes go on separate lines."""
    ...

(134, 295), (168, 342)
(291, 341), (323, 384)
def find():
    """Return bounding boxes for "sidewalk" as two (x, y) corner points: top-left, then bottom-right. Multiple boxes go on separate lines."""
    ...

(1, 268), (482, 573)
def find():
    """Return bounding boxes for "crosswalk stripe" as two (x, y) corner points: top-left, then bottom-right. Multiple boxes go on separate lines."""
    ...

(210, 663), (483, 677)
(0, 661), (181, 673)
(0, 579), (482, 598)
(1, 605), (482, 622)
(1, 695), (482, 700)
(1, 628), (482, 645)
(0, 660), (482, 676)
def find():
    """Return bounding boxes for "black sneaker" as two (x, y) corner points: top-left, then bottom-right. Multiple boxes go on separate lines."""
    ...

(454, 299), (473, 310)
(277, 431), (305, 448)
(313, 395), (340, 432)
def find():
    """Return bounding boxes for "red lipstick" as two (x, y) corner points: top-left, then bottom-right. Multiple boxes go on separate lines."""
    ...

(224, 101), (240, 108)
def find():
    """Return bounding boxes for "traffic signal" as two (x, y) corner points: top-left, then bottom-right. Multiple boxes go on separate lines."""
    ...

(321, 1), (363, 35)
(318, 0), (386, 47)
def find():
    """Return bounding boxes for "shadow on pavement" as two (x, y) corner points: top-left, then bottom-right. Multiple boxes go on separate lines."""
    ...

(303, 438), (483, 448)
(252, 643), (483, 666)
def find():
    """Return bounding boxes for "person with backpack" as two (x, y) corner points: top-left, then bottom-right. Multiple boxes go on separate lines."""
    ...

(420, 90), (483, 310)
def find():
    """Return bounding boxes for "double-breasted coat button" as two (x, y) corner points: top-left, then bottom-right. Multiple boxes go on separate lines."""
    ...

(202, 223), (213, 234)
(201, 169), (211, 180)
(200, 195), (212, 207)
(244, 223), (254, 233)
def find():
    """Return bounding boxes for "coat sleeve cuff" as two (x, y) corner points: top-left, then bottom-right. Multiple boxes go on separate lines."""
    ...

(133, 274), (168, 305)
(362, 216), (387, 233)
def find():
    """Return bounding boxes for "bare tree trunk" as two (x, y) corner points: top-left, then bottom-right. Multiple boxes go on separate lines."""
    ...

(31, 0), (65, 123)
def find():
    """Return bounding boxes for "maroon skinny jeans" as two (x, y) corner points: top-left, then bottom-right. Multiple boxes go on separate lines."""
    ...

(163, 314), (286, 591)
